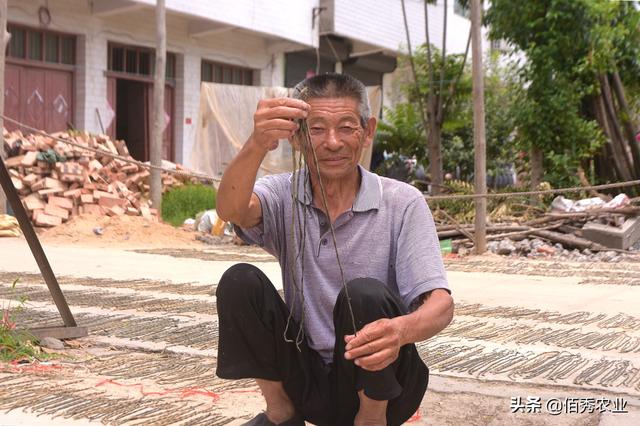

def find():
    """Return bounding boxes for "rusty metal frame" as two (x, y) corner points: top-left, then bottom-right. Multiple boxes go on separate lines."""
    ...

(0, 157), (87, 340)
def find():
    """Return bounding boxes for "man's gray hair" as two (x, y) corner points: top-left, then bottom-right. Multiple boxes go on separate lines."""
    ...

(291, 73), (371, 128)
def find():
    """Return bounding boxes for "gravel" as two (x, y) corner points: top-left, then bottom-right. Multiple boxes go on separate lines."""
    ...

(474, 237), (639, 262)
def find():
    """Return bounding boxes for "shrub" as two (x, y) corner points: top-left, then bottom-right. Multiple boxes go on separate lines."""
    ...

(1, 278), (42, 362)
(161, 184), (216, 226)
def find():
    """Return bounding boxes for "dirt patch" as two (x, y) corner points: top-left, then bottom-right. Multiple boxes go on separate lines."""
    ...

(37, 214), (203, 249)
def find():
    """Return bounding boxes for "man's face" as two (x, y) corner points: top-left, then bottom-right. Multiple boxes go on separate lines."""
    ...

(298, 97), (376, 181)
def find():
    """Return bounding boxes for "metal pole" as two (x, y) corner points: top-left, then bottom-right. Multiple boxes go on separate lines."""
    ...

(471, 0), (487, 254)
(0, 159), (77, 327)
(150, 0), (166, 210)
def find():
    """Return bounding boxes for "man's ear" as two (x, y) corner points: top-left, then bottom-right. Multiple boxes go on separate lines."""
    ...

(362, 116), (377, 148)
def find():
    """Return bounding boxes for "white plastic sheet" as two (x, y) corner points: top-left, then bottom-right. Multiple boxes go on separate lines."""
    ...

(190, 83), (382, 183)
(197, 210), (218, 233)
(551, 194), (630, 212)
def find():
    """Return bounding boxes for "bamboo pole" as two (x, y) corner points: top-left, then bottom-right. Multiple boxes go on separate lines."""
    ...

(0, 0), (8, 214)
(611, 71), (640, 177)
(594, 94), (626, 180)
(471, 0), (486, 254)
(600, 74), (634, 180)
(150, 0), (166, 210)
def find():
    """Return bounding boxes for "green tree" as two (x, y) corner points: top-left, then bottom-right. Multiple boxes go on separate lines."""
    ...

(483, 53), (519, 182)
(401, 0), (472, 193)
(377, 47), (473, 181)
(377, 50), (519, 187)
(485, 0), (640, 188)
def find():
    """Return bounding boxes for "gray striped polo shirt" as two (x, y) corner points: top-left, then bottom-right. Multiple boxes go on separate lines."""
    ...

(236, 165), (449, 363)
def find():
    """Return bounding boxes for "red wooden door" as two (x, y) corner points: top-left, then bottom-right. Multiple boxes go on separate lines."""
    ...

(46, 71), (73, 131)
(4, 64), (21, 132)
(3, 64), (73, 134)
(163, 85), (174, 162)
(106, 77), (117, 138)
(23, 68), (46, 131)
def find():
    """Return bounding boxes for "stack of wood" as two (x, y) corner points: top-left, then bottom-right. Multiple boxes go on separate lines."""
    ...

(3, 129), (199, 227)
(436, 205), (640, 252)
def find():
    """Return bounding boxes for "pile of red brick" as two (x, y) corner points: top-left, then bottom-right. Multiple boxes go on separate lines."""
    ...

(3, 129), (198, 227)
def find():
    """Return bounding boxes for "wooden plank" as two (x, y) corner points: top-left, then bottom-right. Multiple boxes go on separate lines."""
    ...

(28, 326), (88, 340)
(531, 229), (608, 251)
(471, 0), (486, 255)
(0, 158), (77, 327)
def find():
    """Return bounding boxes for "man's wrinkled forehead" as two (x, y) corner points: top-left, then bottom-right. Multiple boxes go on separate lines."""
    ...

(306, 97), (361, 123)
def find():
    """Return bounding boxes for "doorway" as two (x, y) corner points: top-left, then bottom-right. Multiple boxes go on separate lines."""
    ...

(107, 76), (174, 163)
(116, 79), (148, 161)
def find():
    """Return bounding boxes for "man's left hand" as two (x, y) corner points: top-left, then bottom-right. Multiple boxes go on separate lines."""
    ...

(343, 317), (406, 371)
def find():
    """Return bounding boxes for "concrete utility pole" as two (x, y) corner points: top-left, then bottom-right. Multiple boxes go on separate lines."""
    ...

(150, 0), (166, 210)
(0, 0), (8, 215)
(471, 0), (487, 254)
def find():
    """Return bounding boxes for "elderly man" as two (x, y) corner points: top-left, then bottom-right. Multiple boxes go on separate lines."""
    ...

(216, 73), (453, 426)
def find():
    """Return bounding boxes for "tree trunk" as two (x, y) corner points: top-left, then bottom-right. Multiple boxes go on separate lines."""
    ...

(471, 0), (486, 254)
(594, 95), (627, 181)
(438, 0), (448, 112)
(597, 143), (617, 182)
(423, 0), (436, 95)
(150, 0), (166, 210)
(400, 0), (430, 175)
(610, 71), (640, 177)
(402, 0), (459, 194)
(0, 0), (8, 214)
(422, 0), (442, 194)
(530, 146), (544, 190)
(427, 98), (443, 194)
(600, 74), (635, 179)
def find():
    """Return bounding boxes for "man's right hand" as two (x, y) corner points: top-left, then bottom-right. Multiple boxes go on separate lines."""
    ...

(250, 98), (310, 153)
(217, 97), (309, 228)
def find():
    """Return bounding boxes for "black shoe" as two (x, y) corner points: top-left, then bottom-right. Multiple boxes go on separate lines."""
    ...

(242, 412), (305, 426)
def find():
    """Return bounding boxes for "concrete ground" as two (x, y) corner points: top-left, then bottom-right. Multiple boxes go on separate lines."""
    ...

(0, 237), (639, 425)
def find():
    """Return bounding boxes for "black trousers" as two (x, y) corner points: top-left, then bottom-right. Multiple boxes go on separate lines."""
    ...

(216, 263), (428, 426)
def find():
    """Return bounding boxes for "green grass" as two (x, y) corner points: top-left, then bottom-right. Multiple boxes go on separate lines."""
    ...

(1, 278), (43, 363)
(0, 328), (42, 363)
(161, 184), (217, 226)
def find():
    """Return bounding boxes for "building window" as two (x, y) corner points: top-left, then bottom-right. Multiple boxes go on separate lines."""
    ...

(454, 0), (470, 19)
(108, 43), (176, 79)
(7, 25), (75, 65)
(201, 60), (255, 85)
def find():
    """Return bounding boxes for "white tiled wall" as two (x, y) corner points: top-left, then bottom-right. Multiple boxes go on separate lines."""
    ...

(330, 0), (477, 55)
(134, 0), (319, 48)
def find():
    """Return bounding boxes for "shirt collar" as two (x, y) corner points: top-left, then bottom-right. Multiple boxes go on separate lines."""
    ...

(293, 165), (381, 212)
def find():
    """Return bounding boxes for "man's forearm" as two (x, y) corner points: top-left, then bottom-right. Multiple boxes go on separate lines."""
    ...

(396, 289), (454, 345)
(216, 137), (266, 224)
